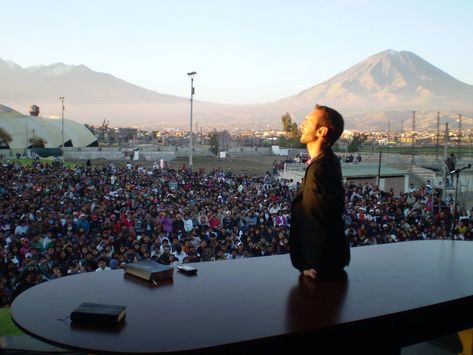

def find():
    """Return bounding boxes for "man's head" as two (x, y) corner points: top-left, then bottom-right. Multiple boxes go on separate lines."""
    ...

(300, 104), (344, 146)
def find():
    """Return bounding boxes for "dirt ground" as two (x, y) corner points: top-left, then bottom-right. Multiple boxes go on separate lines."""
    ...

(85, 154), (281, 177)
(171, 155), (280, 176)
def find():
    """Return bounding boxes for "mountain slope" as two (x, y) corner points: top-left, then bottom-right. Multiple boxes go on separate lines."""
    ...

(1, 50), (472, 129)
(277, 50), (473, 117)
(0, 60), (183, 103)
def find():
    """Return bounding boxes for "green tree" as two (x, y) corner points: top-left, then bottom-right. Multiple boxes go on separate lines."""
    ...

(209, 131), (219, 156)
(281, 112), (299, 138)
(279, 112), (303, 148)
(281, 112), (293, 133)
(278, 134), (288, 147)
(347, 133), (367, 152)
(0, 127), (12, 147)
(289, 123), (299, 138)
(97, 119), (110, 143)
(28, 136), (47, 148)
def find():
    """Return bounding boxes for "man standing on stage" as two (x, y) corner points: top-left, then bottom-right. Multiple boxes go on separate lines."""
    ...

(290, 105), (350, 279)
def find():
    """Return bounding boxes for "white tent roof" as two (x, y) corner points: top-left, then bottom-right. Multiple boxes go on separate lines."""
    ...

(0, 104), (97, 149)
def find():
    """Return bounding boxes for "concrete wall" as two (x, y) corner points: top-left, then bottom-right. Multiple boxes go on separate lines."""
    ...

(62, 145), (274, 161)
(64, 148), (176, 161)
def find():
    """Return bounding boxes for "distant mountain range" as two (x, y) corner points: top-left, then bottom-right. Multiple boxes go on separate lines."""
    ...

(1, 50), (472, 130)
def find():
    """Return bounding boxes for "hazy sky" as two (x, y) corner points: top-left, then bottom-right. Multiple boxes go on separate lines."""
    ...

(1, 0), (472, 104)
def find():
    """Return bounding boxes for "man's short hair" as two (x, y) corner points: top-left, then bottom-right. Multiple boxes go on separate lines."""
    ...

(314, 104), (344, 146)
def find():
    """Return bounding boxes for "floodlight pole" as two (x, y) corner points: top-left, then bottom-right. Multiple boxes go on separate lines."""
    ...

(187, 71), (196, 169)
(25, 117), (28, 154)
(60, 96), (65, 155)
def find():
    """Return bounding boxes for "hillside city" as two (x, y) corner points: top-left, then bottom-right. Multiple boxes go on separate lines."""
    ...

(85, 122), (473, 153)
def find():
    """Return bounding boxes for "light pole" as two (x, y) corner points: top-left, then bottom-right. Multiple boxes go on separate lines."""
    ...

(25, 117), (28, 154)
(411, 110), (415, 164)
(60, 97), (65, 155)
(187, 71), (196, 168)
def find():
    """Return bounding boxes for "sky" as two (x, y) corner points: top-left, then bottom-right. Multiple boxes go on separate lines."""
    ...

(1, 0), (472, 105)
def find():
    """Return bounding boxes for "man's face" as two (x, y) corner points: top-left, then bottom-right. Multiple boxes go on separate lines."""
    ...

(299, 109), (322, 145)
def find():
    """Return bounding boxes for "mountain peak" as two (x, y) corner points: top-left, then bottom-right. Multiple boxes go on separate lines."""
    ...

(18, 62), (95, 77)
(379, 49), (400, 56)
(34, 62), (77, 76)
(0, 58), (22, 71)
(1, 51), (472, 129)
(290, 49), (473, 114)
(372, 49), (421, 57)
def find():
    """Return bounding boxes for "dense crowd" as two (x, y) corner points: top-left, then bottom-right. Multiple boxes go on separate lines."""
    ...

(0, 159), (471, 305)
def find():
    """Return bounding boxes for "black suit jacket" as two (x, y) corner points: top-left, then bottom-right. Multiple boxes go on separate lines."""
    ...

(289, 147), (350, 273)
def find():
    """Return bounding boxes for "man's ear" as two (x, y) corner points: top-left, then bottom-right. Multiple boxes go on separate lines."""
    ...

(317, 126), (328, 138)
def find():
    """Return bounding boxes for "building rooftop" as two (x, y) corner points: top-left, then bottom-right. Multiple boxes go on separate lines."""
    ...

(342, 164), (407, 177)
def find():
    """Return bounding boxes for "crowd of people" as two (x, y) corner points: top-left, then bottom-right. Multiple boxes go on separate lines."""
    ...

(0, 159), (471, 305)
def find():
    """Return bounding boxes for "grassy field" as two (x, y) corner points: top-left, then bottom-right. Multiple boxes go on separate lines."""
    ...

(172, 155), (279, 176)
(11, 158), (77, 168)
(0, 308), (22, 336)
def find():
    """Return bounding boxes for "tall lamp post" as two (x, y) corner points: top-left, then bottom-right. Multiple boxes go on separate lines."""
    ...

(25, 117), (28, 155)
(60, 97), (65, 155)
(187, 71), (196, 169)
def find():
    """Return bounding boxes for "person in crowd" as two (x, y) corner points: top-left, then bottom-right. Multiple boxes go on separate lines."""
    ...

(0, 154), (463, 305)
(446, 153), (456, 187)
